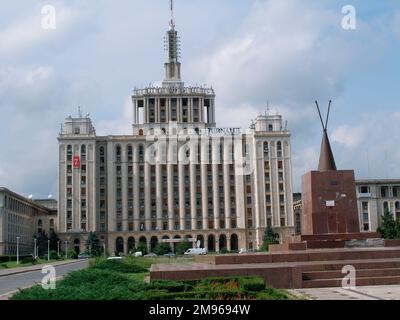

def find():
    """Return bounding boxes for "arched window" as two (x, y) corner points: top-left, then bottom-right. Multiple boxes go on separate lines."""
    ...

(80, 145), (86, 162)
(207, 234), (215, 252)
(139, 129), (144, 136)
(100, 146), (105, 156)
(263, 142), (269, 155)
(67, 145), (72, 161)
(115, 145), (121, 163)
(127, 237), (135, 252)
(150, 236), (158, 251)
(37, 219), (43, 233)
(383, 201), (389, 213)
(74, 239), (80, 255)
(277, 141), (282, 157)
(115, 237), (124, 254)
(49, 219), (54, 233)
(138, 145), (144, 163)
(127, 145), (133, 162)
(196, 235), (204, 248)
(230, 234), (238, 252)
(219, 234), (227, 252)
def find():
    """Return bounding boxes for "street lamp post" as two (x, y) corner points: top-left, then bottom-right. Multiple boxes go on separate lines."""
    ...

(57, 241), (60, 257)
(65, 241), (68, 260)
(47, 240), (50, 261)
(103, 243), (106, 258)
(34, 238), (37, 259)
(16, 236), (20, 265)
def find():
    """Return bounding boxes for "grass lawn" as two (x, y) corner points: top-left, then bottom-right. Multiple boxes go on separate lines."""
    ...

(0, 258), (66, 270)
(11, 256), (299, 300)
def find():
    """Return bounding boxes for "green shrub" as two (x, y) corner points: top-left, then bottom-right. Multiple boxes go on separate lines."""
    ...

(175, 240), (192, 255)
(68, 251), (78, 259)
(219, 247), (229, 254)
(238, 276), (265, 292)
(256, 287), (292, 300)
(21, 256), (37, 265)
(206, 290), (240, 300)
(149, 280), (186, 293)
(91, 258), (147, 274)
(152, 243), (171, 256)
(143, 289), (170, 300)
(49, 250), (59, 260)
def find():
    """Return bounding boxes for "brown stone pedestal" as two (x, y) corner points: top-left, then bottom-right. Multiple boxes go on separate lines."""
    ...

(301, 170), (359, 235)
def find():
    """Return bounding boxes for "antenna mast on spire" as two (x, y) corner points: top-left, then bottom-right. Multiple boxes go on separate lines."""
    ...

(169, 0), (175, 28)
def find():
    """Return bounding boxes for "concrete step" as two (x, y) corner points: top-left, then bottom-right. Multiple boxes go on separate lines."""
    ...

(301, 232), (380, 242)
(214, 248), (400, 265)
(302, 276), (400, 288)
(303, 268), (400, 280)
(300, 259), (400, 272)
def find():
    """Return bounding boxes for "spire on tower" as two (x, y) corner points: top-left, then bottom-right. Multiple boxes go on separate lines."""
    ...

(169, 0), (175, 29)
(163, 0), (183, 88)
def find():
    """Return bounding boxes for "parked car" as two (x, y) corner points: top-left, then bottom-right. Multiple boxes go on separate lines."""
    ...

(184, 248), (207, 256)
(107, 256), (123, 260)
(77, 252), (91, 259)
(134, 251), (143, 257)
(144, 253), (157, 257)
(239, 248), (257, 254)
(163, 252), (176, 257)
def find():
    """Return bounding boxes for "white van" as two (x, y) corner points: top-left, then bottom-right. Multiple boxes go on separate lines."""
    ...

(184, 248), (207, 256)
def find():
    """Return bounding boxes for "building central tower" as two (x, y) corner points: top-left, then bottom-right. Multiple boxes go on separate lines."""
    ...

(58, 1), (294, 255)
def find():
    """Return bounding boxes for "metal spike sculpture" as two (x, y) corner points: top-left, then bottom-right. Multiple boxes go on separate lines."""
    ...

(315, 100), (337, 171)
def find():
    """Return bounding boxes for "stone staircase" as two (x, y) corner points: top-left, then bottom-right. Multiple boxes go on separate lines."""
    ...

(301, 258), (400, 288)
(152, 247), (400, 289)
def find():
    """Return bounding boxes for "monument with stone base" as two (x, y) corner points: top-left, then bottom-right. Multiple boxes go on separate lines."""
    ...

(150, 101), (400, 289)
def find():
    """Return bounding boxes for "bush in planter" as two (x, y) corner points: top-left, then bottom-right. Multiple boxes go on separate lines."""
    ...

(238, 276), (265, 292)
(149, 280), (187, 293)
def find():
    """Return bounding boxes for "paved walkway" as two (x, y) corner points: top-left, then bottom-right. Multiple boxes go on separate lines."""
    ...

(0, 259), (80, 277)
(0, 259), (88, 299)
(292, 285), (400, 300)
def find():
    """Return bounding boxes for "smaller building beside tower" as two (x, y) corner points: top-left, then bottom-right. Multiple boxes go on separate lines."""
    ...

(0, 188), (57, 256)
(356, 179), (400, 232)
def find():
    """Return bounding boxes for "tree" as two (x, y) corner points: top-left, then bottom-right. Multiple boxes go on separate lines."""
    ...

(49, 231), (60, 252)
(377, 209), (397, 239)
(34, 231), (49, 257)
(260, 226), (279, 251)
(175, 240), (192, 255)
(153, 243), (171, 256)
(137, 242), (148, 255)
(85, 232), (102, 257)
(396, 219), (400, 239)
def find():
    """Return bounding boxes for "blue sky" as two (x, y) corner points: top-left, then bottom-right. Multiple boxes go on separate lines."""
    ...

(0, 0), (399, 198)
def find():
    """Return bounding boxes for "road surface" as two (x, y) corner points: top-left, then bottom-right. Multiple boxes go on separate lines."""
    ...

(0, 260), (88, 297)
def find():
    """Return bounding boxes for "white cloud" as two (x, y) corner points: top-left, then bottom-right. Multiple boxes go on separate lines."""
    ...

(331, 124), (366, 148)
(96, 97), (133, 136)
(0, 6), (80, 56)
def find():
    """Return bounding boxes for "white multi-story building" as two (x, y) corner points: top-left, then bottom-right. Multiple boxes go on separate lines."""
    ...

(57, 5), (294, 255)
(0, 188), (57, 256)
(356, 179), (400, 232)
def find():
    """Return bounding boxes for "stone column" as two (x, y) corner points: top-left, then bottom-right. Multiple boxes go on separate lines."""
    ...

(179, 163), (185, 230)
(167, 163), (174, 231)
(133, 147), (140, 231)
(144, 162), (151, 231)
(121, 145), (128, 232)
(156, 163), (163, 231)
(190, 163), (197, 230)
